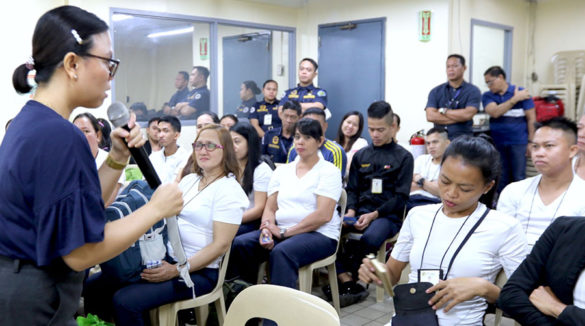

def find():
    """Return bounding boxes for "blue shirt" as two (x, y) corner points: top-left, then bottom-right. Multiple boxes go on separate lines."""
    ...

(426, 81), (481, 140)
(235, 97), (258, 120)
(168, 87), (190, 108)
(186, 86), (210, 118)
(279, 83), (327, 107)
(249, 99), (282, 132)
(482, 84), (535, 145)
(0, 101), (105, 266)
(287, 139), (347, 178)
(261, 128), (294, 164)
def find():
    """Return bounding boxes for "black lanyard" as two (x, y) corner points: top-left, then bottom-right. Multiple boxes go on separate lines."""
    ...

(419, 205), (490, 280)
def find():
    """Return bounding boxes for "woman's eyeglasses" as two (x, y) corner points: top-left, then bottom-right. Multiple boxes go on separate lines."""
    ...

(193, 142), (224, 151)
(84, 53), (120, 77)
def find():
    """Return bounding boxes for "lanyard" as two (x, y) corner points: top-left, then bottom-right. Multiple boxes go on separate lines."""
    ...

(419, 205), (490, 280)
(525, 176), (571, 234)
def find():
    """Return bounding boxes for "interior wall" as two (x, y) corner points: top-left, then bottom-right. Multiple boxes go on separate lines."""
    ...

(531, 0), (585, 91)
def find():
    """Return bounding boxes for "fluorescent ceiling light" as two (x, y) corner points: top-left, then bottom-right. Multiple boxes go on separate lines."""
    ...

(148, 27), (194, 38)
(112, 14), (133, 22)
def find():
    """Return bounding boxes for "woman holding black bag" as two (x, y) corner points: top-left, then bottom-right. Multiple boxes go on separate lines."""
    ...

(359, 136), (528, 325)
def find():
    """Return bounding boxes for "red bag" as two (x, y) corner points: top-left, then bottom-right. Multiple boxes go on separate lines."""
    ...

(533, 96), (564, 122)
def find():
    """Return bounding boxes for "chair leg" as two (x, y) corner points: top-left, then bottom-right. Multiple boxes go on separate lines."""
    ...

(298, 266), (312, 293)
(195, 305), (209, 326)
(376, 241), (389, 303)
(157, 304), (176, 326)
(327, 264), (341, 315)
(215, 297), (227, 325)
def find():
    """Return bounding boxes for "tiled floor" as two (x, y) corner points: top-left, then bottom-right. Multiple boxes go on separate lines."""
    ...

(310, 280), (517, 326)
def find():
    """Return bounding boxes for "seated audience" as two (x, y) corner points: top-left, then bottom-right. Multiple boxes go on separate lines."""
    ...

(162, 71), (190, 115)
(393, 113), (401, 143)
(575, 112), (585, 180)
(329, 101), (413, 307)
(235, 80), (261, 121)
(228, 118), (341, 295)
(498, 117), (585, 250)
(261, 100), (301, 164)
(250, 79), (280, 138)
(498, 216), (585, 325)
(335, 111), (368, 179)
(130, 102), (148, 121)
(287, 108), (347, 178)
(174, 66), (210, 119)
(73, 112), (124, 206)
(85, 124), (248, 326)
(408, 127), (450, 211)
(97, 117), (112, 151)
(230, 122), (273, 235)
(149, 115), (191, 183)
(144, 117), (161, 155)
(359, 136), (528, 326)
(196, 111), (220, 132)
(220, 114), (238, 129)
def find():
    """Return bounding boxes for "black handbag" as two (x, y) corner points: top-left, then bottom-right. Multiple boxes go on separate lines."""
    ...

(391, 282), (438, 326)
(390, 208), (491, 326)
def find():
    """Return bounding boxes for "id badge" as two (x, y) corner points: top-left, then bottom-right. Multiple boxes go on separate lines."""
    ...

(372, 178), (383, 194)
(418, 269), (443, 285)
(264, 114), (272, 126)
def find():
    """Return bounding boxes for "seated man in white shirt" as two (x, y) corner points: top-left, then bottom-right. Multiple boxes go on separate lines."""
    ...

(498, 117), (585, 250)
(407, 127), (450, 212)
(149, 115), (192, 183)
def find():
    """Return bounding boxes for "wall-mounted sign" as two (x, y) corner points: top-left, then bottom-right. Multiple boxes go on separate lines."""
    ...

(200, 37), (208, 60)
(419, 10), (432, 42)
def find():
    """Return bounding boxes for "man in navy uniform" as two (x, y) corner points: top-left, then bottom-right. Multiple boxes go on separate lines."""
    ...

(261, 100), (301, 164)
(279, 58), (328, 117)
(162, 71), (190, 115)
(174, 66), (210, 119)
(425, 54), (481, 140)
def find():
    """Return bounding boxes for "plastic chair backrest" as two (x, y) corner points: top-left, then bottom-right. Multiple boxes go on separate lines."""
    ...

(224, 284), (340, 326)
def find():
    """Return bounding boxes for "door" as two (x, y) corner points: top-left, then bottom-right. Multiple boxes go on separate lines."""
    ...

(318, 19), (385, 140)
(222, 33), (272, 115)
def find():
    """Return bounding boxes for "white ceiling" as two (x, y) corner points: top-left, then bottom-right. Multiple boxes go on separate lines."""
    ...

(237, 0), (312, 8)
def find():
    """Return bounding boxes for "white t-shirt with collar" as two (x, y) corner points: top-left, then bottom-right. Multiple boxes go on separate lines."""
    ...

(498, 174), (585, 249)
(391, 203), (527, 326)
(247, 162), (273, 209)
(171, 173), (248, 268)
(410, 154), (441, 199)
(149, 145), (192, 184)
(268, 158), (342, 240)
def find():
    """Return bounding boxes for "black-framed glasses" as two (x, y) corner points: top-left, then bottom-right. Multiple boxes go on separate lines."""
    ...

(84, 53), (120, 77)
(193, 142), (224, 152)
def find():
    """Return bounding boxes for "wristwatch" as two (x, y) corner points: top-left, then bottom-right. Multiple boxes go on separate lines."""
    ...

(438, 108), (447, 115)
(279, 227), (287, 239)
(417, 177), (425, 188)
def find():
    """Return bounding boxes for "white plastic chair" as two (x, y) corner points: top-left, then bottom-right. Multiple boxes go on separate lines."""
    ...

(224, 284), (340, 326)
(150, 248), (231, 326)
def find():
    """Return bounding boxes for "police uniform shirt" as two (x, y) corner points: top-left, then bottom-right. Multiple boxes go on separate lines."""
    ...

(278, 83), (327, 107)
(186, 86), (210, 118)
(249, 99), (282, 132)
(482, 84), (535, 145)
(235, 97), (258, 120)
(168, 87), (190, 108)
(261, 127), (294, 164)
(346, 141), (414, 221)
(426, 81), (481, 140)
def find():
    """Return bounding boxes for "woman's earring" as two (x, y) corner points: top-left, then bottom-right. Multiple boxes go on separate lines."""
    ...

(74, 75), (78, 79)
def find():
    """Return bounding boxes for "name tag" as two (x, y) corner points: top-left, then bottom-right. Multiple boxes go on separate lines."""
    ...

(418, 269), (443, 285)
(264, 114), (272, 126)
(372, 178), (383, 194)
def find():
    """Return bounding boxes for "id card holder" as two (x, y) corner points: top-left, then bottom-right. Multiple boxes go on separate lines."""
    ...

(372, 178), (383, 194)
(417, 269), (443, 285)
(264, 114), (272, 126)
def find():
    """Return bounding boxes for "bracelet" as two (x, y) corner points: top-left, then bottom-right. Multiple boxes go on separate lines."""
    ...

(105, 154), (128, 170)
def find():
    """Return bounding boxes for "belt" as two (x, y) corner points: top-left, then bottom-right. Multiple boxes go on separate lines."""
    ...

(0, 255), (34, 273)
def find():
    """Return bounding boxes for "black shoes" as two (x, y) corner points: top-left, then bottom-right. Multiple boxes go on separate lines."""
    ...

(322, 281), (369, 307)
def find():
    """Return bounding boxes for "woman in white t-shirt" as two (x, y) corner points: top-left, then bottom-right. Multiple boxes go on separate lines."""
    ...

(230, 122), (273, 235)
(73, 112), (124, 206)
(110, 124), (248, 325)
(359, 136), (528, 326)
(229, 118), (342, 291)
(335, 111), (368, 180)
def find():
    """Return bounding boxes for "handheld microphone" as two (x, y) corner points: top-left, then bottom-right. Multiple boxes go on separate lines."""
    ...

(107, 101), (162, 189)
